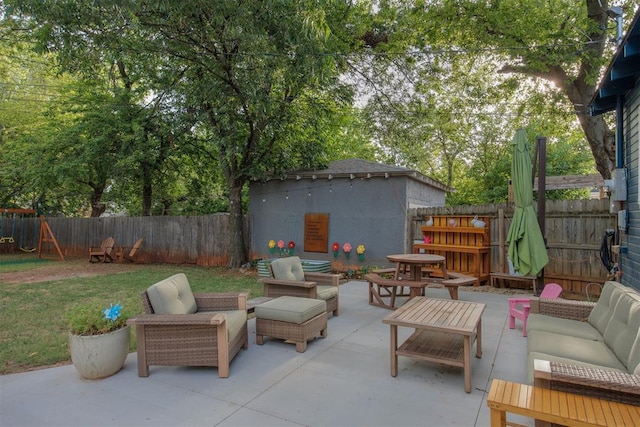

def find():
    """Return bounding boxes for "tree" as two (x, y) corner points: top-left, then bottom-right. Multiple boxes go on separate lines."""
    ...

(5, 0), (372, 265)
(397, 0), (637, 179)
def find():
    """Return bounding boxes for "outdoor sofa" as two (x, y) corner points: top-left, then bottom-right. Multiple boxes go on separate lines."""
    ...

(526, 280), (640, 404)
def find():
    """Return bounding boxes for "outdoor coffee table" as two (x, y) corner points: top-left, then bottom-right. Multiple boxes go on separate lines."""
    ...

(382, 296), (486, 393)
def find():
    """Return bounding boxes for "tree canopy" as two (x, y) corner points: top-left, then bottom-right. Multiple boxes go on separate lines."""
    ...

(1, 0), (635, 265)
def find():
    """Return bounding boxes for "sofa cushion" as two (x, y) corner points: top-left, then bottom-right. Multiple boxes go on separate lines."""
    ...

(610, 292), (640, 373)
(526, 314), (603, 341)
(146, 273), (197, 315)
(317, 285), (338, 301)
(603, 292), (640, 370)
(527, 330), (626, 371)
(587, 280), (627, 334)
(527, 351), (626, 384)
(629, 325), (640, 374)
(270, 256), (305, 281)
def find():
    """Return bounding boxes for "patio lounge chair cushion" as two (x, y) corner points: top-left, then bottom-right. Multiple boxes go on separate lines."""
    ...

(199, 309), (248, 341)
(146, 273), (197, 315)
(317, 285), (338, 301)
(270, 256), (305, 281)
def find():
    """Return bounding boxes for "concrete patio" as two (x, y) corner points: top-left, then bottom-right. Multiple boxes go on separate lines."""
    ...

(1, 280), (533, 427)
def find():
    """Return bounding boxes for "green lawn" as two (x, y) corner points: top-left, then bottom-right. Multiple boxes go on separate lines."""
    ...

(0, 256), (261, 374)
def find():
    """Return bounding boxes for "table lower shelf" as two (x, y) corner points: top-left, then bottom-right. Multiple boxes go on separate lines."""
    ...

(397, 329), (475, 369)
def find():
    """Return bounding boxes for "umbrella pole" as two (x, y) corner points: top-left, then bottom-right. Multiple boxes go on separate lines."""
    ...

(535, 136), (547, 295)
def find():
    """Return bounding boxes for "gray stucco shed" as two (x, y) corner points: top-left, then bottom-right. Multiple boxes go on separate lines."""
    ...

(248, 158), (451, 266)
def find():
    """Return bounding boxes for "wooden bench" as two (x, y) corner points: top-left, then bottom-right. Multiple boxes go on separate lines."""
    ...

(364, 273), (426, 309)
(441, 276), (476, 300)
(487, 378), (640, 427)
(490, 272), (538, 294)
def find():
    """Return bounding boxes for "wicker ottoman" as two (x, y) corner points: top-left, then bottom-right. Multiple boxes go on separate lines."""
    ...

(255, 296), (327, 352)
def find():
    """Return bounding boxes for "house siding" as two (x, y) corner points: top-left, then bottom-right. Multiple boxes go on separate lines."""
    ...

(622, 84), (640, 291)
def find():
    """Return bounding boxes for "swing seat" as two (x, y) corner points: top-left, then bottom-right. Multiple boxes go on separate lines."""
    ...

(89, 237), (116, 263)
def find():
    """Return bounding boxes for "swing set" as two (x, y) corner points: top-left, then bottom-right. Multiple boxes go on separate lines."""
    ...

(0, 208), (65, 260)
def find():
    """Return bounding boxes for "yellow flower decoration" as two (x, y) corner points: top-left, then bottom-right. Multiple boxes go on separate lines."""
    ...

(268, 239), (276, 249)
(356, 244), (366, 255)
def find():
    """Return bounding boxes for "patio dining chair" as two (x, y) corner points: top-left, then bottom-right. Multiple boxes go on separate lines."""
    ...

(508, 282), (563, 336)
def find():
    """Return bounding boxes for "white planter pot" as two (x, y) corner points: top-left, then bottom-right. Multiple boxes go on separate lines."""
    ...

(69, 325), (130, 380)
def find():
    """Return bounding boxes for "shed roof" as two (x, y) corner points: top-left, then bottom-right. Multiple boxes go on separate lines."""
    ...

(590, 7), (640, 116)
(271, 158), (453, 192)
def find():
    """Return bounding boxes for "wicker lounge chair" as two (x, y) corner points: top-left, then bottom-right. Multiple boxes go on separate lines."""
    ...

(259, 256), (341, 316)
(127, 273), (249, 378)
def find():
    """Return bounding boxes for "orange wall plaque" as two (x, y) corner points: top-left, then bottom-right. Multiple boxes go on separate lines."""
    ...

(304, 213), (329, 253)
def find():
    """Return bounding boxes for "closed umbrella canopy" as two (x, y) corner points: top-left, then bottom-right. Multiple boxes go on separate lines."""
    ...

(507, 129), (548, 277)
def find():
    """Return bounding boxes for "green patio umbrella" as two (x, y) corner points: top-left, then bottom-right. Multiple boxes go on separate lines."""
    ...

(506, 129), (549, 277)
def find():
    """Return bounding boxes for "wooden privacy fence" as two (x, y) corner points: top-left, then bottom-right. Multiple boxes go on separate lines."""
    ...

(410, 199), (614, 296)
(0, 214), (248, 266)
(1, 199), (615, 296)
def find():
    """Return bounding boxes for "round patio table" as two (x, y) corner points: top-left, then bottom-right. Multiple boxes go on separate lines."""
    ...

(386, 253), (449, 282)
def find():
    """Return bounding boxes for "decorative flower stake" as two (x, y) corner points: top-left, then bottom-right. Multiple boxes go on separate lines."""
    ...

(288, 240), (296, 256)
(356, 244), (366, 262)
(343, 242), (352, 260)
(332, 242), (340, 258)
(277, 239), (285, 256)
(268, 239), (276, 254)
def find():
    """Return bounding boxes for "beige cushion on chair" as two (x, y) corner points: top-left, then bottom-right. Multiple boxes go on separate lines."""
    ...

(146, 273), (197, 314)
(317, 285), (338, 300)
(199, 310), (247, 341)
(270, 256), (305, 281)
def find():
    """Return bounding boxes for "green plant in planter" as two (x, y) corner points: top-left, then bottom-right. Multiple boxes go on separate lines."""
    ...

(67, 301), (134, 379)
(66, 301), (132, 336)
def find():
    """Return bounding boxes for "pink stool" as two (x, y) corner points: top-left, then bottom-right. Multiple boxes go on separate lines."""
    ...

(508, 283), (563, 336)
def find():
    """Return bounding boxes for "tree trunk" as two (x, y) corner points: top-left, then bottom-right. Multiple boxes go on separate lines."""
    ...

(564, 82), (615, 179)
(90, 184), (106, 217)
(227, 182), (247, 268)
(141, 163), (153, 216)
(576, 113), (615, 180)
